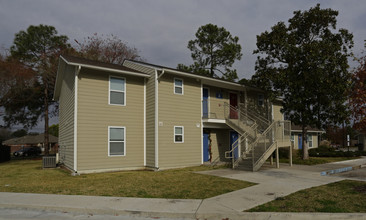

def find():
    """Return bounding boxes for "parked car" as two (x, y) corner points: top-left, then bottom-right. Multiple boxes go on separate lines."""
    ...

(13, 147), (41, 157)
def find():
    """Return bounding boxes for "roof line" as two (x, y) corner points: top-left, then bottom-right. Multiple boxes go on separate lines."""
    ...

(124, 59), (251, 89)
(61, 56), (150, 78)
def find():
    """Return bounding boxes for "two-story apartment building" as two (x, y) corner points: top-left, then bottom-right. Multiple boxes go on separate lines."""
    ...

(54, 55), (291, 174)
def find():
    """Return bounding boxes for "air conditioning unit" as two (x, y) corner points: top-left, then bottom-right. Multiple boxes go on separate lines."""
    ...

(43, 156), (56, 168)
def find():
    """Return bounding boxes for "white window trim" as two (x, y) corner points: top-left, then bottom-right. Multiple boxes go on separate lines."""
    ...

(174, 78), (184, 95)
(109, 75), (126, 106)
(108, 126), (126, 157)
(174, 126), (184, 143)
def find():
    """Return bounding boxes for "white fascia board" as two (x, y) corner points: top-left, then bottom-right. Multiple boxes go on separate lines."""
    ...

(164, 68), (244, 90)
(123, 60), (161, 72)
(53, 59), (67, 100)
(291, 130), (324, 133)
(61, 56), (149, 78)
(202, 119), (226, 123)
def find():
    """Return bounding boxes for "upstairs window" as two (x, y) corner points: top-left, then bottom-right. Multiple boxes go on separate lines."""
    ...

(258, 94), (264, 106)
(174, 78), (183, 95)
(109, 76), (125, 105)
(174, 126), (184, 143)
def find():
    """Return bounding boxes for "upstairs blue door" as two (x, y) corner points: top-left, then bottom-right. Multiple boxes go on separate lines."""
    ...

(298, 134), (302, 149)
(230, 131), (239, 159)
(202, 88), (209, 118)
(203, 132), (210, 162)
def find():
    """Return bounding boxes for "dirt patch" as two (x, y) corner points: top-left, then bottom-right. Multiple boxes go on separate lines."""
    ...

(353, 185), (366, 194)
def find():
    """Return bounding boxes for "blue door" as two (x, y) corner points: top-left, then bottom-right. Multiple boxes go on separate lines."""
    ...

(230, 131), (239, 159)
(298, 134), (302, 149)
(203, 132), (210, 162)
(202, 88), (209, 118)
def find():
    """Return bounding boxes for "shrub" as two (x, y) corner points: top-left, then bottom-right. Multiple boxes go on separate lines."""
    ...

(309, 147), (366, 157)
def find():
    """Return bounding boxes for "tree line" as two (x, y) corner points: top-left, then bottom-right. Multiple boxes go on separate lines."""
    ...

(0, 4), (365, 159)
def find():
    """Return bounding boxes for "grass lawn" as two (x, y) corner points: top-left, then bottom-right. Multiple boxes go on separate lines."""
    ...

(279, 157), (359, 165)
(0, 159), (255, 199)
(248, 180), (366, 213)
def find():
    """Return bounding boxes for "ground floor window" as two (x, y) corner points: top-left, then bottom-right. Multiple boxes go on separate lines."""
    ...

(109, 126), (125, 156)
(307, 134), (313, 148)
(174, 126), (184, 143)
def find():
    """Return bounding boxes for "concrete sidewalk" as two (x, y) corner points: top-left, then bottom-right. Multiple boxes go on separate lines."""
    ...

(1, 157), (366, 219)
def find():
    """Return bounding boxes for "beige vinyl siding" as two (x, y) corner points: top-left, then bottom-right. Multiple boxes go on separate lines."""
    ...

(58, 65), (75, 170)
(272, 103), (283, 121)
(292, 132), (319, 149)
(123, 61), (156, 168)
(145, 74), (156, 167)
(207, 86), (229, 119)
(291, 133), (298, 149)
(157, 73), (202, 168)
(76, 68), (145, 172)
(312, 134), (318, 148)
(245, 90), (270, 120)
(210, 129), (230, 162)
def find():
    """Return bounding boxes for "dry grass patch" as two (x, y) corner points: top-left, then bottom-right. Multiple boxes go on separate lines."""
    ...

(248, 180), (366, 213)
(0, 160), (255, 199)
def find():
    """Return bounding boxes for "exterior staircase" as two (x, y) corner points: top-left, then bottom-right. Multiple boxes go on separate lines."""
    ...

(224, 103), (291, 171)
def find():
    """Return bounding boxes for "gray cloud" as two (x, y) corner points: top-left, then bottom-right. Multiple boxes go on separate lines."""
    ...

(1, 0), (365, 130)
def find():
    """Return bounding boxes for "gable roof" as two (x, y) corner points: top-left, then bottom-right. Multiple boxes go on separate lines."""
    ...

(2, 134), (58, 146)
(61, 55), (147, 75)
(291, 124), (324, 133)
(124, 59), (262, 92)
(54, 55), (150, 100)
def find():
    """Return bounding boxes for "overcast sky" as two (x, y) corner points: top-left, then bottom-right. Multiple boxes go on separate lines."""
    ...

(1, 0), (365, 132)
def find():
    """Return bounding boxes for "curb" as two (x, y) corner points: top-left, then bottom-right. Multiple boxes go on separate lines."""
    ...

(0, 204), (196, 219)
(320, 164), (364, 176)
(1, 205), (366, 220)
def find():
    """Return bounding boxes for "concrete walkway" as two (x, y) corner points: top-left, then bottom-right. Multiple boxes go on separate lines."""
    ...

(1, 157), (366, 219)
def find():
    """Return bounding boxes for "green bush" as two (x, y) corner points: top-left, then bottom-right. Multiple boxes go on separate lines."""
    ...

(309, 147), (366, 157)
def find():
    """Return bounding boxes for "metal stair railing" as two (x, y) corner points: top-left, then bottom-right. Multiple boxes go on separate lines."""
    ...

(239, 103), (269, 133)
(252, 120), (291, 171)
(224, 102), (259, 168)
(223, 102), (290, 171)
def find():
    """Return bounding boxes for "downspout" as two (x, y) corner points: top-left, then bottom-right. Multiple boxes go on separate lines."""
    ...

(157, 70), (165, 79)
(74, 65), (81, 174)
(154, 70), (159, 170)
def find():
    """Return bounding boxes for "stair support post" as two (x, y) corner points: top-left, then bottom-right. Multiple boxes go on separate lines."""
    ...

(276, 143), (279, 169)
(289, 145), (293, 167)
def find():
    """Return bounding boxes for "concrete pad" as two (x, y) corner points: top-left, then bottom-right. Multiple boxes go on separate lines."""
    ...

(0, 192), (202, 218)
(196, 212), (366, 220)
(1, 157), (366, 218)
(197, 166), (345, 212)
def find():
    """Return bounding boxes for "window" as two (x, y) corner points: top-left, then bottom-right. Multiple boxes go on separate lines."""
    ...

(174, 126), (184, 143)
(258, 94), (264, 106)
(109, 127), (125, 156)
(290, 134), (295, 142)
(307, 134), (313, 148)
(109, 76), (125, 105)
(174, 78), (183, 94)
